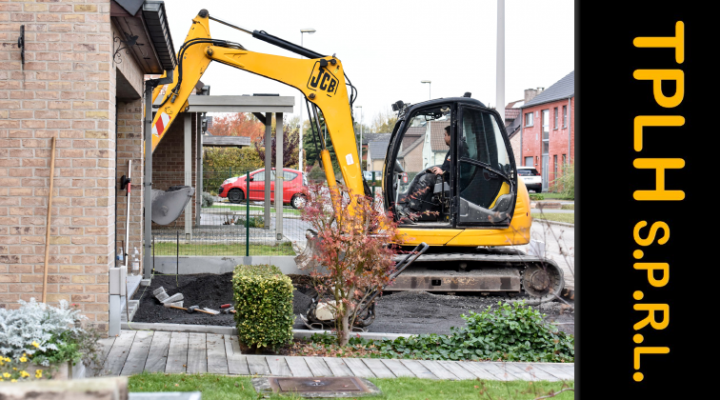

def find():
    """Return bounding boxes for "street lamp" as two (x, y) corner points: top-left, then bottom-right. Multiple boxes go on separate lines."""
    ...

(298, 28), (316, 176)
(355, 105), (363, 172)
(421, 80), (431, 100)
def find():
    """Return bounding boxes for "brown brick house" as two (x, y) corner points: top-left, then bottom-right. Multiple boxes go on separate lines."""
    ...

(0, 0), (176, 333)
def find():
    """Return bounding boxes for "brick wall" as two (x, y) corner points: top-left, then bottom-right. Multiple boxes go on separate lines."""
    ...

(0, 1), (115, 332)
(115, 99), (143, 266)
(400, 138), (424, 173)
(520, 97), (574, 189)
(152, 112), (198, 229)
(112, 22), (145, 273)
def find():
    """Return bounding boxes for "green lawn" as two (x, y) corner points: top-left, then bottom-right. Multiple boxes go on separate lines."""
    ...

(152, 242), (295, 256)
(534, 213), (575, 224)
(535, 192), (574, 200)
(560, 204), (574, 210)
(209, 205), (301, 216)
(128, 373), (574, 400)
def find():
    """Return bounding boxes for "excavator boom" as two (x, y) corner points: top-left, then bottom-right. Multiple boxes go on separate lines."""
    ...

(149, 10), (364, 199)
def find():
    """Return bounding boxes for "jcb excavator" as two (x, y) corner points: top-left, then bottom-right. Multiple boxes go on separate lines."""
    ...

(150, 10), (564, 310)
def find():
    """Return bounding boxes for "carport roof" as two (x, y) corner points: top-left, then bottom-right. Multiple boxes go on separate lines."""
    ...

(203, 135), (252, 147)
(154, 95), (295, 113)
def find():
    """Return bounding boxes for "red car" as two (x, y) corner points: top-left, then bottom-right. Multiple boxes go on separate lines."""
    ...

(218, 168), (308, 208)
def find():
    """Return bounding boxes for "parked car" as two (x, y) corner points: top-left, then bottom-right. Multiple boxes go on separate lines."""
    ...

(517, 166), (542, 193)
(218, 168), (307, 208)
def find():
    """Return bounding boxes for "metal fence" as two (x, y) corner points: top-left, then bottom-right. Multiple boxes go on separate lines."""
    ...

(151, 168), (309, 257)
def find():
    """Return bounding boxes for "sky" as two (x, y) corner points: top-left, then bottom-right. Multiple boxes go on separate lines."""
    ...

(161, 0), (574, 125)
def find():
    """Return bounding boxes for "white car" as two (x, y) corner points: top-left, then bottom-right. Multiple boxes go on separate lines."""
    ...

(517, 166), (542, 193)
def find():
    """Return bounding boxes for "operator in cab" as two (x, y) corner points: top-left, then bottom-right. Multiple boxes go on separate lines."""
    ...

(429, 125), (469, 177)
(404, 125), (468, 215)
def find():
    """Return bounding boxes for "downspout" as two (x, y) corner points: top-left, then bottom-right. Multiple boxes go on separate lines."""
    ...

(567, 97), (572, 163)
(519, 112), (523, 165)
(142, 71), (174, 281)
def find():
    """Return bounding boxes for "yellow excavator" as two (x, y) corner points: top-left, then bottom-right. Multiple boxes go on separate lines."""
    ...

(150, 10), (564, 313)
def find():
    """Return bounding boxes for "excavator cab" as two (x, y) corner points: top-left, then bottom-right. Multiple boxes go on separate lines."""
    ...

(384, 97), (517, 228)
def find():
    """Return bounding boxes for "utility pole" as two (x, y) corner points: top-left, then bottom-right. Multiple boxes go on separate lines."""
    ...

(496, 0), (505, 121)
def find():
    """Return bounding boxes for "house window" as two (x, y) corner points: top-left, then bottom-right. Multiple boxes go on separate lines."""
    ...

(562, 154), (566, 167)
(535, 156), (539, 166)
(525, 112), (533, 127)
(554, 107), (558, 130)
(525, 156), (533, 167)
(562, 105), (567, 128)
(553, 155), (558, 181)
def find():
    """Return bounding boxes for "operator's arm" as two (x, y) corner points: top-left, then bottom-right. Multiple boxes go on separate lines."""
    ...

(150, 10), (364, 200)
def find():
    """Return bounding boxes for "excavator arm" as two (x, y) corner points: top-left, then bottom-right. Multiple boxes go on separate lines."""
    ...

(150, 9), (363, 198)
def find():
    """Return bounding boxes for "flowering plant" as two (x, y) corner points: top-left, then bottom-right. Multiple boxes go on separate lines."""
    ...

(0, 299), (102, 381)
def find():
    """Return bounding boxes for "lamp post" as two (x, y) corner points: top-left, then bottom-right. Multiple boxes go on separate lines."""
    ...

(298, 28), (316, 175)
(355, 105), (363, 172)
(421, 80), (431, 100)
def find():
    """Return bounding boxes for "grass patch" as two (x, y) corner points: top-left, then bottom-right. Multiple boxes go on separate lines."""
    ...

(210, 204), (301, 216)
(152, 242), (295, 256)
(128, 373), (574, 400)
(536, 192), (574, 200)
(560, 204), (574, 210)
(534, 213), (575, 224)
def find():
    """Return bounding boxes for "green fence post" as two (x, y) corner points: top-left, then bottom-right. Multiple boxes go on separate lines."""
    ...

(246, 170), (250, 257)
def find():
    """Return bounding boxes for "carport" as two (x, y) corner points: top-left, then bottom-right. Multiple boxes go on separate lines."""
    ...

(143, 94), (295, 279)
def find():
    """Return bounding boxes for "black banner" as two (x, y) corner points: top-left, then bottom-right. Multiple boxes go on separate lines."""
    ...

(578, 1), (710, 397)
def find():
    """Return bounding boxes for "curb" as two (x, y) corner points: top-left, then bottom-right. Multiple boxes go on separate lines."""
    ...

(533, 219), (574, 228)
(120, 322), (415, 341)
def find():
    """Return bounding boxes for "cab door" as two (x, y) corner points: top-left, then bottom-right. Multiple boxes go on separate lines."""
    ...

(455, 106), (517, 226)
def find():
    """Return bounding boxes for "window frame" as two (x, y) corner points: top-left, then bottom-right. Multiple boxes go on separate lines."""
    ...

(554, 107), (559, 130)
(553, 155), (558, 181)
(525, 112), (534, 127)
(562, 105), (567, 128)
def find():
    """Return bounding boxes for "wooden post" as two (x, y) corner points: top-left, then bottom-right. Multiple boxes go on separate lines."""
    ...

(42, 136), (57, 303)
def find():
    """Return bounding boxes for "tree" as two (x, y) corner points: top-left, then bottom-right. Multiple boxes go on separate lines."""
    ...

(302, 111), (342, 177)
(202, 147), (264, 192)
(254, 117), (300, 169)
(207, 113), (264, 140)
(297, 183), (405, 346)
(370, 109), (398, 133)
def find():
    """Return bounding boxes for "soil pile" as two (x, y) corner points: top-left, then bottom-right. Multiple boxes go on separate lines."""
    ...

(132, 273), (235, 326)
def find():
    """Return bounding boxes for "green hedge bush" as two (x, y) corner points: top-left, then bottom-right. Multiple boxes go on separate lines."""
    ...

(529, 193), (544, 201)
(232, 264), (294, 351)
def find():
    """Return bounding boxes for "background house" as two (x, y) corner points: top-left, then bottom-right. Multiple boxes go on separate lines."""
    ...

(519, 71), (575, 192)
(422, 120), (450, 168)
(360, 132), (390, 168)
(366, 139), (389, 173)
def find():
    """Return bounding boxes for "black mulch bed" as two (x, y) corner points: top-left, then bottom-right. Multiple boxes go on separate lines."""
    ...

(131, 273), (574, 335)
(131, 273), (313, 326)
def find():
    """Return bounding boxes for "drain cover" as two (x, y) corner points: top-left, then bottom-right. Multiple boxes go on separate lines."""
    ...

(253, 377), (382, 398)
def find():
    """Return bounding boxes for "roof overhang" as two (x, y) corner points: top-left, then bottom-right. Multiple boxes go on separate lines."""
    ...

(111, 0), (177, 74)
(155, 95), (295, 114)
